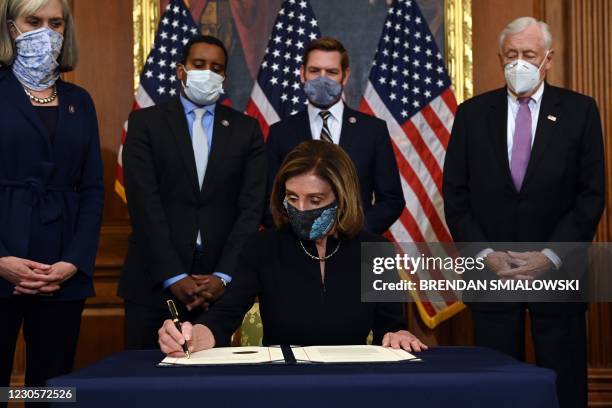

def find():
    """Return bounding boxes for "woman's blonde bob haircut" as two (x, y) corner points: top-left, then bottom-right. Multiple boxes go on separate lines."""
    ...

(0, 0), (78, 70)
(270, 140), (364, 239)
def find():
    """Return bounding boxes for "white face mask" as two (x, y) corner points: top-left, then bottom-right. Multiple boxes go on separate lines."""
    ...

(504, 50), (549, 95)
(182, 68), (225, 105)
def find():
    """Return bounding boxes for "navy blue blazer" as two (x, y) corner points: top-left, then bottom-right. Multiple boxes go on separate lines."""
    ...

(0, 67), (104, 300)
(266, 105), (405, 234)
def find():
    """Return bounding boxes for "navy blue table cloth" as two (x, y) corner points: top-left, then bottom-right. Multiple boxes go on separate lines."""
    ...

(48, 347), (558, 408)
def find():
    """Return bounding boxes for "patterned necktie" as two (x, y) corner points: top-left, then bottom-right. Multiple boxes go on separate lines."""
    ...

(319, 110), (333, 143)
(510, 97), (532, 191)
(192, 107), (209, 189)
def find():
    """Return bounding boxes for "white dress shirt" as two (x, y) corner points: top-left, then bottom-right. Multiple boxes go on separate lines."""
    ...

(307, 100), (344, 144)
(506, 81), (544, 162)
(479, 82), (561, 269)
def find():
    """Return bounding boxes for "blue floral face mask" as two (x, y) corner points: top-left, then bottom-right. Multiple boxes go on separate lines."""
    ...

(11, 24), (64, 90)
(284, 199), (338, 241)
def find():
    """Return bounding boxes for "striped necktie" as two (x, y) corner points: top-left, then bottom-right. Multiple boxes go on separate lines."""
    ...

(319, 110), (333, 143)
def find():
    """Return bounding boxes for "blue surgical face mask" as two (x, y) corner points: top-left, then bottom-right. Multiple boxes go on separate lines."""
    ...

(11, 23), (64, 90)
(303, 75), (343, 108)
(182, 68), (225, 106)
(284, 199), (338, 241)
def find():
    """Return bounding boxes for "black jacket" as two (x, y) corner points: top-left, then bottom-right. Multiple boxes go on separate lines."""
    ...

(196, 229), (407, 346)
(443, 84), (605, 311)
(119, 99), (266, 306)
(443, 83), (604, 243)
(265, 105), (405, 234)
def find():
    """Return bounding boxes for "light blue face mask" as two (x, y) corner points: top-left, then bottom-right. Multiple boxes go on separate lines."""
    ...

(11, 24), (64, 90)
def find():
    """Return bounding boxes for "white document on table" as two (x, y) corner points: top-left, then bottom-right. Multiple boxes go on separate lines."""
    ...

(294, 345), (416, 363)
(160, 346), (285, 365)
(159, 345), (417, 366)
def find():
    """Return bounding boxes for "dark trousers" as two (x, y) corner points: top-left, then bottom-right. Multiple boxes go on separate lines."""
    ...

(0, 297), (84, 397)
(472, 305), (587, 408)
(124, 248), (208, 349)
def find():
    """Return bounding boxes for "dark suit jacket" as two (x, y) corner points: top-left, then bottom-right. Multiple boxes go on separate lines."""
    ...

(443, 83), (605, 311)
(265, 105), (405, 234)
(196, 228), (406, 347)
(119, 98), (266, 306)
(0, 67), (104, 300)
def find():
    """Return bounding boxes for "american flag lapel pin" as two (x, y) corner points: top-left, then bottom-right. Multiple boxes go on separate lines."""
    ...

(221, 119), (230, 127)
(547, 115), (557, 122)
(68, 105), (75, 114)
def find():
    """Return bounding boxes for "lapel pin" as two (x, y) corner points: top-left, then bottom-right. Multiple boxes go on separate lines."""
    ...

(547, 115), (557, 122)
(348, 116), (357, 124)
(221, 119), (230, 127)
(68, 105), (75, 114)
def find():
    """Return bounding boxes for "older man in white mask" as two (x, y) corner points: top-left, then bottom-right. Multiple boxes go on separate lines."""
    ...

(443, 17), (605, 408)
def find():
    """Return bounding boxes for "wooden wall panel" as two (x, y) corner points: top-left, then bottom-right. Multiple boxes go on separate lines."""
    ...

(68, 0), (133, 222)
(471, 0), (535, 95)
(568, 0), (612, 404)
(68, 0), (133, 369)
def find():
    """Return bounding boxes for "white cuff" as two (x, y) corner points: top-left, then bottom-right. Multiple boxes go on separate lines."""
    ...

(541, 248), (562, 270)
(476, 248), (494, 260)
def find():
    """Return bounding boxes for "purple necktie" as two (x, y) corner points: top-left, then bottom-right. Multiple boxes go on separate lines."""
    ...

(510, 97), (532, 191)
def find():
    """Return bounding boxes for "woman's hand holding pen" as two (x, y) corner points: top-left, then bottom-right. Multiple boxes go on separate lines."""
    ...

(158, 320), (215, 357)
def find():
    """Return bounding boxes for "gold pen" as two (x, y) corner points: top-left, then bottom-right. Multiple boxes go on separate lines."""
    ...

(166, 299), (191, 359)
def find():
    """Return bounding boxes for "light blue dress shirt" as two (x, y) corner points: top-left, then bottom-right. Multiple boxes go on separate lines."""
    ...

(162, 95), (232, 289)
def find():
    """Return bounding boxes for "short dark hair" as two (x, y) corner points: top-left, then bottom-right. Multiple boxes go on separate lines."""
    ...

(181, 35), (228, 66)
(302, 37), (349, 72)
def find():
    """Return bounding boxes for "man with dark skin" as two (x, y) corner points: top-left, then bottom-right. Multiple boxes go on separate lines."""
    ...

(120, 35), (266, 349)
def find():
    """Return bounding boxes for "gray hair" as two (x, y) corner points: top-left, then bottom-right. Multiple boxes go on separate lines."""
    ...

(0, 0), (78, 71)
(499, 17), (552, 51)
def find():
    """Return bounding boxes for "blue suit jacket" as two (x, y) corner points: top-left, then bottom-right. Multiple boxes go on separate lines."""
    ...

(266, 105), (405, 234)
(0, 67), (104, 300)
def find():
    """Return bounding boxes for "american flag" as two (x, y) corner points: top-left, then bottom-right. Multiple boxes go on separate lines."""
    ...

(245, 0), (321, 138)
(115, 0), (200, 202)
(359, 0), (464, 328)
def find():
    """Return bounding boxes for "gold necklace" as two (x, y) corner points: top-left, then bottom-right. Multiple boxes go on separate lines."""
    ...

(299, 239), (341, 261)
(24, 86), (57, 104)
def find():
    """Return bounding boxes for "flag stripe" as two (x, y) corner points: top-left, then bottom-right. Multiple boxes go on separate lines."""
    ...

(420, 104), (450, 149)
(363, 84), (445, 216)
(359, 0), (465, 327)
(401, 119), (444, 191)
(430, 92), (455, 135)
(440, 87), (458, 114)
(246, 81), (281, 139)
(363, 88), (451, 241)
(245, 100), (271, 140)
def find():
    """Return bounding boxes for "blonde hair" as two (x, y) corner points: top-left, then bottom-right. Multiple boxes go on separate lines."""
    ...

(0, 0), (78, 70)
(270, 140), (364, 239)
